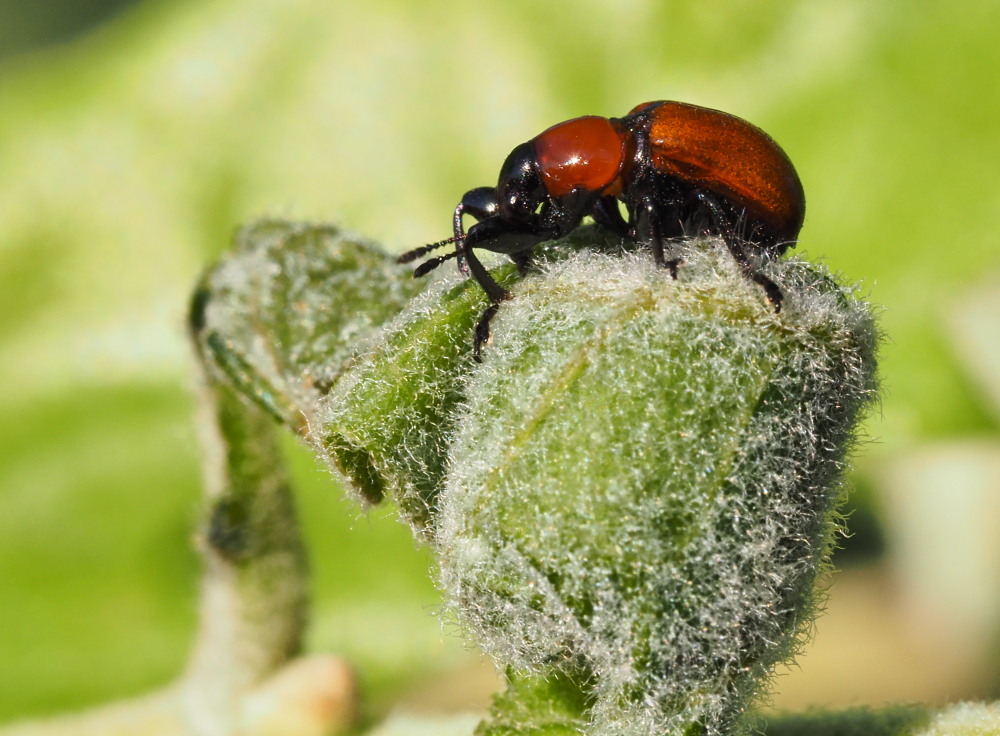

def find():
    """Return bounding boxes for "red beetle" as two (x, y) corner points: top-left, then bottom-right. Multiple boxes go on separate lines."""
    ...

(399, 101), (806, 360)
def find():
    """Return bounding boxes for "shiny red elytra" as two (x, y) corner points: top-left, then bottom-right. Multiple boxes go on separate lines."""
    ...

(398, 101), (806, 360)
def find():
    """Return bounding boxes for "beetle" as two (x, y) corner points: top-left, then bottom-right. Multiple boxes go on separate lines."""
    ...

(398, 100), (806, 361)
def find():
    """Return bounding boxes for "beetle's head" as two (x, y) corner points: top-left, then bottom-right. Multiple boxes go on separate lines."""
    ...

(496, 141), (547, 222)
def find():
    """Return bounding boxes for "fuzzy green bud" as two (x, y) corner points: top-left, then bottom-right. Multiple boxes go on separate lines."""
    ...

(303, 226), (878, 733)
(424, 237), (878, 735)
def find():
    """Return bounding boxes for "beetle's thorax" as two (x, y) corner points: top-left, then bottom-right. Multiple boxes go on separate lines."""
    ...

(532, 115), (628, 199)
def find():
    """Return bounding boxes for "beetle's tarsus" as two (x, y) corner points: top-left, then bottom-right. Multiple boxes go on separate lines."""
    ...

(474, 303), (501, 363)
(751, 272), (784, 312)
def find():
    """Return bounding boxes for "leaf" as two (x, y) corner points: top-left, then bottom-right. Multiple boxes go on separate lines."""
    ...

(190, 220), (424, 434)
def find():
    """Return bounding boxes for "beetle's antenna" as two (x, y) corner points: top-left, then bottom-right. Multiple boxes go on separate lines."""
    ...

(397, 236), (460, 264)
(412, 250), (459, 277)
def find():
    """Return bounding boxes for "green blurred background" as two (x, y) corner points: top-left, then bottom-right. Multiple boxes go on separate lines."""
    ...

(1, 0), (999, 725)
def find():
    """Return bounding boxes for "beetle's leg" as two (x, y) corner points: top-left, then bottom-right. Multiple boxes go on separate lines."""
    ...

(724, 239), (783, 312)
(454, 187), (499, 274)
(460, 216), (559, 360)
(463, 244), (509, 305)
(591, 195), (629, 237)
(621, 126), (681, 273)
(632, 186), (680, 278)
(463, 215), (555, 260)
(510, 250), (534, 274)
(690, 189), (784, 313)
(473, 303), (501, 363)
(463, 246), (510, 363)
(686, 189), (737, 243)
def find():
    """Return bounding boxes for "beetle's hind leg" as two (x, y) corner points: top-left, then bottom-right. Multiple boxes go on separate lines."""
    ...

(688, 189), (784, 312)
(723, 237), (783, 313)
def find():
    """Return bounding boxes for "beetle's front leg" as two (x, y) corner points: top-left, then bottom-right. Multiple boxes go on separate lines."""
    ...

(464, 245), (509, 363)
(462, 216), (556, 361)
(473, 303), (502, 362)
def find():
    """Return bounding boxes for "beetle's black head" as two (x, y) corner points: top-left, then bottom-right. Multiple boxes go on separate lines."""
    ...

(497, 141), (546, 222)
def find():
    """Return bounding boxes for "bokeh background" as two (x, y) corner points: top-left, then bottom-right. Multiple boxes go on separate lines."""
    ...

(1, 0), (999, 725)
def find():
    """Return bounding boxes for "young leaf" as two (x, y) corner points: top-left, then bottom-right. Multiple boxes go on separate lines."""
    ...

(190, 219), (424, 434)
